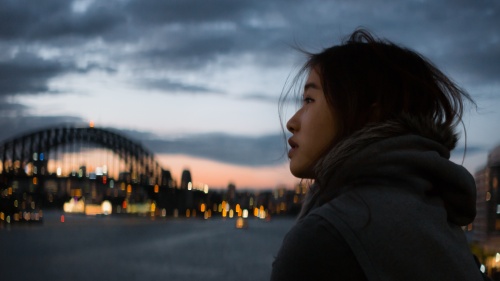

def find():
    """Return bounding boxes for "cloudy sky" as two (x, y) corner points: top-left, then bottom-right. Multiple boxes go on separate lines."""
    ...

(0, 0), (499, 189)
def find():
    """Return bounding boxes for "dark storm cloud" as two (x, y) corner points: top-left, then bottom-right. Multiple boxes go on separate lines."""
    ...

(402, 1), (500, 88)
(2, 0), (497, 92)
(0, 50), (113, 97)
(123, 0), (256, 24)
(118, 128), (285, 166)
(121, 0), (295, 67)
(0, 0), (297, 100)
(444, 39), (500, 86)
(97, 128), (286, 166)
(137, 35), (242, 69)
(136, 78), (222, 94)
(0, 100), (28, 112)
(0, 0), (123, 41)
(144, 133), (286, 166)
(0, 52), (75, 96)
(131, 0), (494, 90)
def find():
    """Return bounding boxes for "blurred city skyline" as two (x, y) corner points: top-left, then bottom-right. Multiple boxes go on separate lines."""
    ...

(1, 0), (499, 189)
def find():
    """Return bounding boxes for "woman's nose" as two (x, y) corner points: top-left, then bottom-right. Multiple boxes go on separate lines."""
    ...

(286, 112), (299, 133)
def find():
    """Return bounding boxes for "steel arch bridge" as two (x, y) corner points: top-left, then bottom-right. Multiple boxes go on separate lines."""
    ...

(0, 125), (168, 186)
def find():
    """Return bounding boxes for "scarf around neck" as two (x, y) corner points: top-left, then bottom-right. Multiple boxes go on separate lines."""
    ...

(297, 116), (475, 225)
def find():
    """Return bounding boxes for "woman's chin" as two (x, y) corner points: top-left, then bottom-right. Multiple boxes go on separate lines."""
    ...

(289, 166), (314, 179)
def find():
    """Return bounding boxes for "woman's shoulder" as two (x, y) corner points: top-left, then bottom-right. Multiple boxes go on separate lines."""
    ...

(270, 214), (366, 281)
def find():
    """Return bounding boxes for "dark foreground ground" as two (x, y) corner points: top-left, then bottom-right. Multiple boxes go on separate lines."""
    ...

(0, 211), (295, 281)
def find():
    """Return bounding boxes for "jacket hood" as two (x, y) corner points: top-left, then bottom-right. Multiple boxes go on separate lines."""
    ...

(300, 116), (476, 226)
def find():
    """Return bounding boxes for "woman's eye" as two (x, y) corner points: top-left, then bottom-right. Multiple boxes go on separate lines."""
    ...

(303, 97), (314, 104)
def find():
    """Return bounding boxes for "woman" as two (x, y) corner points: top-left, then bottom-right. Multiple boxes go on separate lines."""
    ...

(271, 29), (484, 280)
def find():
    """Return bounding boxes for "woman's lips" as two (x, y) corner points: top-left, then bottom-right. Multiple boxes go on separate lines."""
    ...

(288, 139), (298, 158)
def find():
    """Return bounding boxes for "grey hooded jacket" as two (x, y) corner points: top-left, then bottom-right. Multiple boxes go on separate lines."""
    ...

(271, 119), (483, 281)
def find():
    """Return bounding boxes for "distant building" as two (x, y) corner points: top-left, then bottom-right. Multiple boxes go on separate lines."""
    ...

(227, 183), (236, 202)
(471, 144), (500, 273)
(180, 169), (192, 189)
(473, 144), (500, 244)
(161, 169), (174, 188)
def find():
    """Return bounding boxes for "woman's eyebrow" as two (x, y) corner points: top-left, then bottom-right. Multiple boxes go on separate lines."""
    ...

(304, 82), (320, 91)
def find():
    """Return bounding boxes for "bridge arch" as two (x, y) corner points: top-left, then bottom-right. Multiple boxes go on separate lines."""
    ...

(0, 125), (170, 186)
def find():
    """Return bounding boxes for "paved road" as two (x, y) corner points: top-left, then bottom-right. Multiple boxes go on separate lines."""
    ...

(0, 211), (295, 281)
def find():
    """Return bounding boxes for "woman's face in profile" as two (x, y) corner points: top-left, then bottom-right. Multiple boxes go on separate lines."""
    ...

(286, 68), (338, 178)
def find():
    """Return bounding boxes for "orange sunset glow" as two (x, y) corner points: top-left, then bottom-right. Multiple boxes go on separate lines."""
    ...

(156, 154), (298, 190)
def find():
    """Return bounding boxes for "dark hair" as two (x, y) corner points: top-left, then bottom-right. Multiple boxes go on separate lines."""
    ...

(280, 28), (474, 150)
